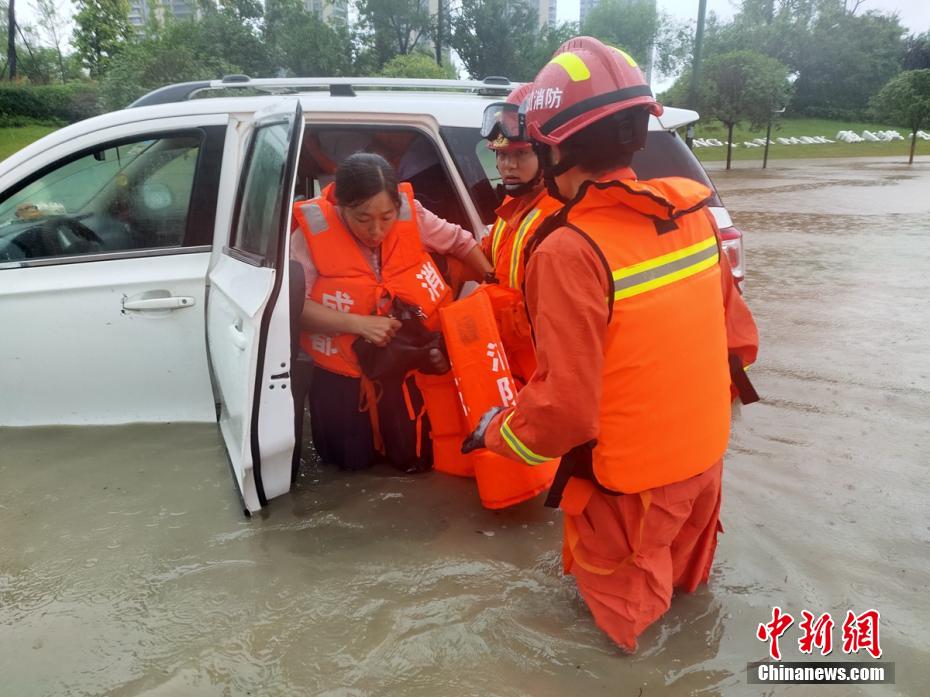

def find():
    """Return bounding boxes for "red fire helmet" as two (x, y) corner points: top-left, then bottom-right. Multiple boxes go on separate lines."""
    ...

(521, 36), (663, 146)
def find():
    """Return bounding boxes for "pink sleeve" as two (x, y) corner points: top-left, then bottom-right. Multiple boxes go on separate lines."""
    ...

(414, 200), (478, 259)
(290, 229), (318, 293)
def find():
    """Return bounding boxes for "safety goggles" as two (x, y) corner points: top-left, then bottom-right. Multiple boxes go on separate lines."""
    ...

(480, 102), (524, 141)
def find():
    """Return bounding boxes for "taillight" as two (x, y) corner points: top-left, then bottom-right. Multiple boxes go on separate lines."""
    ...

(719, 226), (745, 291)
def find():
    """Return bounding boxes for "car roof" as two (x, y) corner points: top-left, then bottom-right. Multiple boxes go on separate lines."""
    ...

(0, 78), (699, 174)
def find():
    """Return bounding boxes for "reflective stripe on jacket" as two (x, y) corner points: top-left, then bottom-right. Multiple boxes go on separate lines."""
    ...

(294, 182), (451, 377)
(489, 188), (564, 290)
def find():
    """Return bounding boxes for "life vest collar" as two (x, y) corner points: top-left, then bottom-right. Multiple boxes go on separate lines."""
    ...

(493, 183), (549, 222)
(569, 176), (713, 222)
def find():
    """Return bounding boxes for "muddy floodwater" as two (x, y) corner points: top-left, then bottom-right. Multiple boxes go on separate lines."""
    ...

(2, 157), (928, 696)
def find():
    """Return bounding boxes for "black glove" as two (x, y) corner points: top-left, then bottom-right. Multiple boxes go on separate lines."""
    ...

(461, 407), (504, 454)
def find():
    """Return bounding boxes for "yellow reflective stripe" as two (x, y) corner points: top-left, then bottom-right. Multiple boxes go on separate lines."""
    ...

(612, 236), (719, 301)
(610, 46), (638, 68)
(549, 53), (591, 82)
(508, 208), (541, 289)
(500, 413), (551, 465)
(490, 218), (506, 263)
(612, 236), (718, 283)
(614, 254), (717, 300)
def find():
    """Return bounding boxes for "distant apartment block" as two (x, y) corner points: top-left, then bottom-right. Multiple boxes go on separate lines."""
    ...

(579, 0), (597, 26)
(128, 0), (196, 27)
(538, 0), (557, 28)
(304, 0), (349, 27)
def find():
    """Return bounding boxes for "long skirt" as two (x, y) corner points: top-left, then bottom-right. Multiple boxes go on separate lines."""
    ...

(309, 367), (432, 472)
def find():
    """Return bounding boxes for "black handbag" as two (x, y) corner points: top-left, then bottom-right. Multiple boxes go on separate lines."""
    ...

(352, 299), (448, 380)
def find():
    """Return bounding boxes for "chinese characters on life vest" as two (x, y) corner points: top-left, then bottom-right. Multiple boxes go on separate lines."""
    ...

(416, 262), (445, 303)
(313, 290), (355, 356)
(757, 608), (881, 661)
(486, 341), (515, 408)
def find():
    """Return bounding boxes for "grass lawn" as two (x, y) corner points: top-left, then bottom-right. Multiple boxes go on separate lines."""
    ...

(691, 117), (929, 162)
(0, 125), (61, 162)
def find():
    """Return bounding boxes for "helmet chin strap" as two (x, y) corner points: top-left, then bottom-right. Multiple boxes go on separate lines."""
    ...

(534, 143), (578, 203)
(503, 166), (543, 198)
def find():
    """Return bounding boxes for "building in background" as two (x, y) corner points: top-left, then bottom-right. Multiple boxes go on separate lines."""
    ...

(128, 0), (197, 27)
(579, 0), (597, 26)
(305, 0), (349, 26)
(538, 0), (557, 28)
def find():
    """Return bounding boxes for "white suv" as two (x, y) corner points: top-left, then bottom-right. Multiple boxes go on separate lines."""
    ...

(0, 77), (745, 513)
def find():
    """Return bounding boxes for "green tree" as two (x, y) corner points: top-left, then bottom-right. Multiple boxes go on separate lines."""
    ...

(698, 50), (792, 169)
(701, 0), (906, 119)
(33, 0), (70, 81)
(902, 32), (930, 71)
(581, 0), (690, 78)
(264, 0), (356, 76)
(379, 50), (456, 78)
(871, 69), (930, 164)
(196, 0), (272, 77)
(449, 0), (543, 81)
(72, 0), (132, 78)
(98, 20), (236, 109)
(357, 0), (433, 67)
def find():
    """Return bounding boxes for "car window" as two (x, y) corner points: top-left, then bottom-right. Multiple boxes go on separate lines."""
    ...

(231, 122), (291, 262)
(441, 126), (502, 226)
(0, 134), (204, 264)
(632, 132), (724, 207)
(296, 125), (472, 230)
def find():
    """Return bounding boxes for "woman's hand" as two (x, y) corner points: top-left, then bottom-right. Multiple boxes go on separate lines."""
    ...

(352, 314), (402, 347)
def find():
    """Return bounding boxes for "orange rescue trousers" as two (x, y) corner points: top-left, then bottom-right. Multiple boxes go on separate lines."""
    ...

(560, 459), (724, 652)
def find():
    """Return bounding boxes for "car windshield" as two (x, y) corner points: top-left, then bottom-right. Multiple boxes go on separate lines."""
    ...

(440, 126), (722, 224)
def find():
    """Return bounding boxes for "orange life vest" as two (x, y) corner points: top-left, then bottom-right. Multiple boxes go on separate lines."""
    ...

(489, 188), (564, 290)
(541, 177), (732, 494)
(438, 288), (559, 508)
(294, 183), (451, 378)
(486, 189), (563, 381)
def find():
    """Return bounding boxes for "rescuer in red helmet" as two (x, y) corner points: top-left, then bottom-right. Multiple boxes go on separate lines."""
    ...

(479, 84), (564, 383)
(463, 36), (759, 652)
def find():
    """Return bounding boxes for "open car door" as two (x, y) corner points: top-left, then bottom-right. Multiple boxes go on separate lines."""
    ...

(207, 100), (303, 514)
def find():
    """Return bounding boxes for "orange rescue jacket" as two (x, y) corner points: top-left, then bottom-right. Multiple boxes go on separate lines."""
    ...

(529, 177), (732, 494)
(294, 183), (451, 377)
(483, 188), (563, 381)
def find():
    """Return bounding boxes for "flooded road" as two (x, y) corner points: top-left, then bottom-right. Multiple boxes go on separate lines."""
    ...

(2, 157), (928, 696)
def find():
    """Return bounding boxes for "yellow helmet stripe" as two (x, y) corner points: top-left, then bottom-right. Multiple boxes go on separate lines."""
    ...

(548, 53), (591, 82)
(610, 46), (638, 68)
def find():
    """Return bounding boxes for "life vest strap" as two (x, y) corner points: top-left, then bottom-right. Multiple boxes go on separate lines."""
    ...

(728, 352), (760, 405)
(359, 376), (385, 455)
(401, 370), (428, 458)
(543, 439), (622, 508)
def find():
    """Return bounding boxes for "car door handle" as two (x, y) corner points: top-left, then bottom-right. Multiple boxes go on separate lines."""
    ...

(229, 322), (247, 350)
(122, 295), (196, 311)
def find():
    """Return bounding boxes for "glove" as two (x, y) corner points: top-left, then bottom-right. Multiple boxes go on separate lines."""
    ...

(461, 407), (504, 454)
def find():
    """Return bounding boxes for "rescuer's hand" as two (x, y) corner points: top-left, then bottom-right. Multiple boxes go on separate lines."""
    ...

(353, 315), (402, 347)
(461, 407), (504, 454)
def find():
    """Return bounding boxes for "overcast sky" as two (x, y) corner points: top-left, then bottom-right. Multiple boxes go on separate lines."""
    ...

(559, 0), (930, 33)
